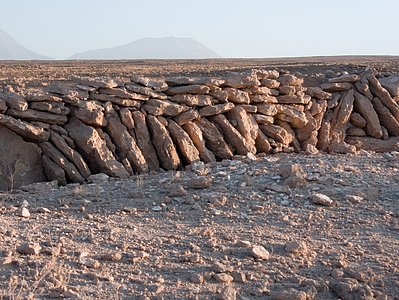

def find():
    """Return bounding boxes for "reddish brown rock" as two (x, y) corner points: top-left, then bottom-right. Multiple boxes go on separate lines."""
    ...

(277, 95), (311, 105)
(50, 131), (91, 179)
(195, 118), (233, 160)
(131, 111), (160, 171)
(250, 94), (278, 104)
(354, 82), (373, 100)
(255, 129), (272, 153)
(65, 117), (129, 178)
(125, 82), (167, 99)
(89, 93), (141, 107)
(173, 109), (200, 125)
(0, 114), (50, 142)
(353, 91), (383, 138)
(278, 85), (296, 96)
(119, 108), (135, 129)
(379, 75), (399, 97)
(39, 142), (85, 183)
(143, 99), (185, 117)
(210, 114), (253, 155)
(167, 85), (210, 95)
(30, 102), (70, 115)
(147, 115), (180, 170)
(256, 104), (278, 116)
(350, 113), (367, 128)
(182, 121), (216, 163)
(320, 82), (352, 92)
(346, 136), (399, 152)
(0, 92), (28, 111)
(260, 124), (294, 146)
(0, 99), (7, 113)
(253, 114), (274, 125)
(275, 105), (308, 128)
(224, 72), (260, 88)
(306, 87), (332, 100)
(42, 155), (67, 185)
(372, 97), (399, 136)
(244, 86), (271, 95)
(277, 74), (303, 86)
(210, 89), (228, 102)
(0, 126), (46, 190)
(367, 73), (399, 122)
(75, 76), (118, 88)
(328, 74), (360, 83)
(347, 127), (367, 137)
(226, 106), (258, 154)
(199, 102), (235, 117)
(275, 120), (301, 152)
(72, 101), (107, 127)
(295, 112), (317, 142)
(168, 120), (200, 164)
(98, 87), (149, 100)
(106, 108), (149, 174)
(330, 89), (355, 143)
(224, 88), (250, 104)
(170, 94), (214, 106)
(25, 90), (63, 102)
(130, 75), (168, 92)
(317, 110), (333, 152)
(261, 78), (280, 89)
(6, 109), (67, 125)
(240, 104), (257, 113)
(329, 141), (357, 154)
(256, 69), (280, 80)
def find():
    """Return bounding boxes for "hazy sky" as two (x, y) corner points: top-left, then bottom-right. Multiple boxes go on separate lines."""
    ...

(2, 0), (399, 59)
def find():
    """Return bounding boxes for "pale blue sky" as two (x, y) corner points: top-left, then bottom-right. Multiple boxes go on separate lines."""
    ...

(2, 0), (398, 59)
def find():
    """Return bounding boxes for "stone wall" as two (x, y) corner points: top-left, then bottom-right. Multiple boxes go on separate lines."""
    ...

(1, 68), (399, 189)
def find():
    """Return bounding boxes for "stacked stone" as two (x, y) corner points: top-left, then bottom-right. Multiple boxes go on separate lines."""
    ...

(318, 69), (399, 153)
(1, 68), (399, 188)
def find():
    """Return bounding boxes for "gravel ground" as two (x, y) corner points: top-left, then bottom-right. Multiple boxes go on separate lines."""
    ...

(1, 152), (399, 299)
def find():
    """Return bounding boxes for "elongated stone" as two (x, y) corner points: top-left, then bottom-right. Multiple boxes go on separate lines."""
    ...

(30, 102), (70, 115)
(372, 97), (399, 136)
(147, 115), (180, 170)
(119, 108), (135, 129)
(199, 102), (235, 117)
(195, 118), (233, 160)
(182, 121), (216, 163)
(346, 136), (399, 152)
(260, 124), (294, 146)
(50, 131), (91, 179)
(171, 94), (214, 106)
(106, 108), (149, 173)
(143, 99), (185, 117)
(39, 142), (85, 183)
(6, 109), (67, 125)
(255, 129), (272, 154)
(210, 114), (253, 155)
(167, 85), (210, 95)
(42, 155), (67, 185)
(330, 89), (355, 143)
(173, 109), (200, 125)
(0, 114), (49, 142)
(168, 120), (200, 164)
(353, 91), (382, 138)
(131, 111), (160, 171)
(0, 92), (28, 111)
(65, 117), (129, 178)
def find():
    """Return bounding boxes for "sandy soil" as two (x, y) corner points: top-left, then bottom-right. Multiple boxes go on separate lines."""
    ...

(1, 57), (399, 299)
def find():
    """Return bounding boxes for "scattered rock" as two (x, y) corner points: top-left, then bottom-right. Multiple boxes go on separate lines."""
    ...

(311, 193), (334, 206)
(187, 176), (213, 189)
(250, 245), (270, 260)
(216, 286), (237, 300)
(213, 273), (234, 283)
(17, 242), (42, 255)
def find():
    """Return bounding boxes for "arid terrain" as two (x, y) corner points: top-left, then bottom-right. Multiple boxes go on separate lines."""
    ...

(1, 57), (399, 299)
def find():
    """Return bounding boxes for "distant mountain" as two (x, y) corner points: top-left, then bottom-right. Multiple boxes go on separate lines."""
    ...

(0, 29), (51, 60)
(69, 36), (221, 59)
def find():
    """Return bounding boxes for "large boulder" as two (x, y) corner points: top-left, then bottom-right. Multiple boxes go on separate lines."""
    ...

(0, 126), (46, 190)
(378, 76), (399, 97)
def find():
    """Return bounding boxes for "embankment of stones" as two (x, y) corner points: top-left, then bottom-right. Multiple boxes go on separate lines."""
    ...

(1, 68), (399, 190)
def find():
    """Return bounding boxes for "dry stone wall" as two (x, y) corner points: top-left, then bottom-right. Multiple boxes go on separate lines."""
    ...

(1, 68), (399, 189)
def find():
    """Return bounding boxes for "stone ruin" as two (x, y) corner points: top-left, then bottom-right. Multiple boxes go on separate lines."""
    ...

(1, 68), (399, 190)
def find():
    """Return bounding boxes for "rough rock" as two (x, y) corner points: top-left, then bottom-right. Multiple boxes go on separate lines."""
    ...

(250, 94), (278, 104)
(65, 117), (129, 178)
(271, 289), (307, 300)
(216, 286), (237, 300)
(182, 121), (216, 163)
(329, 278), (374, 300)
(320, 82), (352, 92)
(346, 136), (399, 152)
(256, 69), (280, 79)
(378, 75), (399, 97)
(277, 74), (303, 86)
(0, 99), (7, 113)
(106, 108), (149, 174)
(253, 114), (274, 125)
(354, 81), (373, 100)
(119, 108), (135, 129)
(275, 105), (308, 128)
(173, 109), (200, 125)
(125, 82), (167, 99)
(224, 88), (250, 104)
(89, 93), (142, 107)
(330, 89), (355, 143)
(170, 94), (213, 106)
(187, 176), (212, 189)
(195, 118), (233, 160)
(199, 102), (235, 117)
(16, 242), (42, 255)
(7, 109), (67, 125)
(311, 193), (334, 206)
(25, 90), (63, 102)
(353, 91), (383, 138)
(50, 131), (91, 179)
(0, 92), (28, 111)
(346, 127), (367, 137)
(30, 102), (69, 115)
(39, 142), (85, 183)
(131, 112), (160, 171)
(256, 104), (278, 116)
(250, 245), (270, 260)
(372, 97), (399, 136)
(168, 120), (200, 164)
(167, 85), (210, 95)
(147, 115), (180, 170)
(285, 240), (308, 255)
(367, 73), (399, 122)
(261, 78), (280, 89)
(260, 124), (294, 146)
(98, 87), (149, 100)
(42, 155), (67, 185)
(74, 76), (118, 88)
(224, 72), (260, 88)
(350, 113), (367, 128)
(210, 114), (253, 155)
(306, 87), (332, 100)
(255, 129), (273, 153)
(277, 95), (311, 105)
(328, 74), (360, 83)
(143, 98), (185, 117)
(226, 106), (258, 153)
(131, 75), (168, 92)
(0, 114), (50, 142)
(0, 126), (46, 190)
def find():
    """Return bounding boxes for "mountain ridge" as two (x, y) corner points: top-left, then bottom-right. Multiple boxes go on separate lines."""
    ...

(0, 29), (51, 60)
(69, 36), (221, 60)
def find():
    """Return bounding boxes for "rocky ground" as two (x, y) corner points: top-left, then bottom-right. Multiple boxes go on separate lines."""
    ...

(1, 57), (399, 299)
(1, 151), (399, 299)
